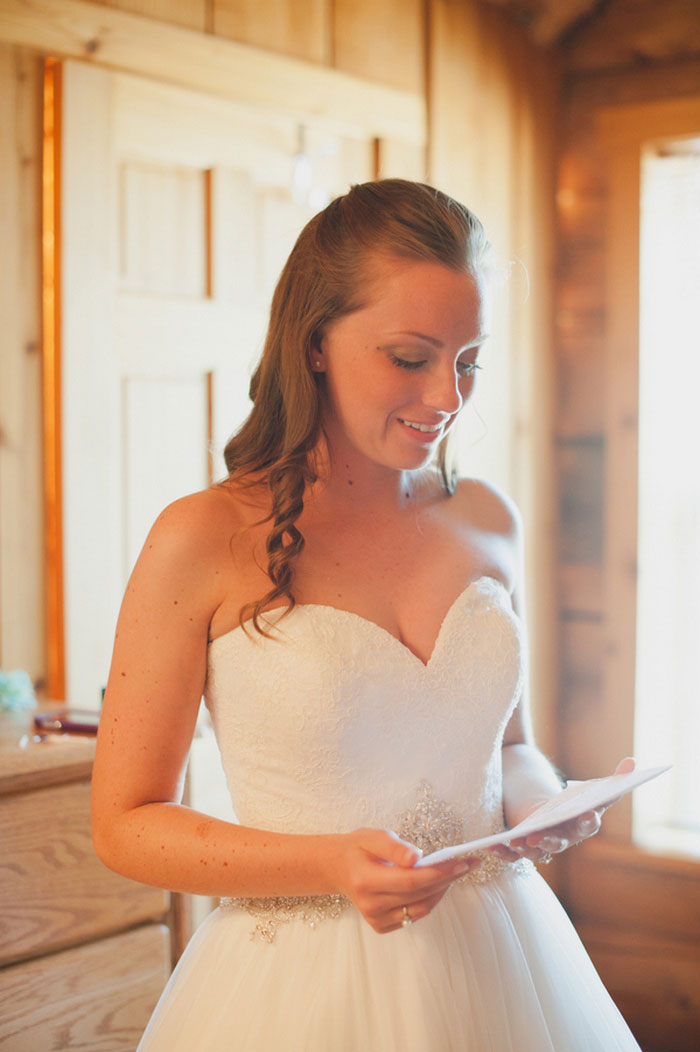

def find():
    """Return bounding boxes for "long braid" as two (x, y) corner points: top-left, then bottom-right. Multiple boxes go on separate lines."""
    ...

(238, 455), (311, 635)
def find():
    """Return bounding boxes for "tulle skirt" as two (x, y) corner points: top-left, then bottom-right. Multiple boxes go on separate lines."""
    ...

(137, 867), (640, 1051)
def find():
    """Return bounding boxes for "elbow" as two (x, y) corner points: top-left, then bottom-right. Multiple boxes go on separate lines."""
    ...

(91, 816), (118, 872)
(91, 807), (132, 877)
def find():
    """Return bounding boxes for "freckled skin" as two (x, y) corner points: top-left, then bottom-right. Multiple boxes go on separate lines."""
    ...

(90, 253), (610, 926)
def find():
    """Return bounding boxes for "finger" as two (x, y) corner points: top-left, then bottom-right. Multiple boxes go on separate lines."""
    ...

(375, 891), (444, 934)
(489, 844), (522, 862)
(614, 756), (636, 775)
(377, 855), (481, 898)
(363, 828), (423, 867)
(573, 810), (602, 838)
(504, 834), (568, 860)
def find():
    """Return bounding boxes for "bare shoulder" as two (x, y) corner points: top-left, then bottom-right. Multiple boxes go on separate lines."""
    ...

(145, 484), (243, 556)
(126, 482), (263, 621)
(450, 477), (522, 542)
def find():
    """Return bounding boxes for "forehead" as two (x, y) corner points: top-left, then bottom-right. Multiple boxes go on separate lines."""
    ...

(358, 253), (488, 323)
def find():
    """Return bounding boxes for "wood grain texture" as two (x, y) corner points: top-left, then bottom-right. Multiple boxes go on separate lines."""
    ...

(555, 72), (700, 1045)
(564, 0), (700, 72)
(0, 46), (45, 683)
(556, 440), (604, 565)
(563, 838), (700, 941)
(0, 707), (96, 795)
(213, 0), (330, 64)
(0, 0), (425, 144)
(559, 562), (603, 618)
(333, 0), (425, 93)
(0, 779), (168, 966)
(575, 923), (700, 1052)
(563, 56), (700, 108)
(0, 924), (170, 1051)
(558, 619), (605, 778)
(91, 0), (208, 32)
(429, 0), (560, 755)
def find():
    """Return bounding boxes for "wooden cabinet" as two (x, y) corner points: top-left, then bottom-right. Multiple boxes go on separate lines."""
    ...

(0, 711), (172, 1051)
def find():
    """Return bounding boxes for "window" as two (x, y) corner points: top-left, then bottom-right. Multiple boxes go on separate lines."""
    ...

(634, 145), (700, 854)
(599, 97), (700, 851)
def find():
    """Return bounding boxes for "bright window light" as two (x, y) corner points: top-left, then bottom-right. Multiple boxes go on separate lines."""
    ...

(634, 143), (700, 855)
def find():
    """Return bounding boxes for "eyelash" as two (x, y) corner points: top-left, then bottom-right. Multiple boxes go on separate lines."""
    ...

(390, 356), (482, 376)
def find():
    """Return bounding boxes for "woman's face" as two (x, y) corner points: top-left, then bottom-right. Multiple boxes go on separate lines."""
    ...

(315, 254), (489, 475)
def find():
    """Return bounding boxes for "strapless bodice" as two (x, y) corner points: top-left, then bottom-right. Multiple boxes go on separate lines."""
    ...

(204, 576), (524, 851)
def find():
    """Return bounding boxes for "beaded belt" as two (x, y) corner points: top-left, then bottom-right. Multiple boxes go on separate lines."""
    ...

(220, 852), (533, 943)
(219, 781), (534, 943)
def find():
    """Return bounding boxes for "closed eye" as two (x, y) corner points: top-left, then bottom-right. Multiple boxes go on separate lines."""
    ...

(457, 361), (482, 376)
(391, 356), (426, 371)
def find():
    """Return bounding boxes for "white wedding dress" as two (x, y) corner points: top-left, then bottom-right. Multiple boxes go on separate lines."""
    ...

(137, 576), (640, 1051)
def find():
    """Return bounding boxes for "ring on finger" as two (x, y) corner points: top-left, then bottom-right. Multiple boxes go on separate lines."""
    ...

(538, 852), (553, 865)
(401, 905), (413, 928)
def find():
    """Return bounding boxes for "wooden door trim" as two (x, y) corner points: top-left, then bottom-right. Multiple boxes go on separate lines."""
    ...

(597, 96), (700, 840)
(42, 57), (64, 701)
(0, 0), (426, 146)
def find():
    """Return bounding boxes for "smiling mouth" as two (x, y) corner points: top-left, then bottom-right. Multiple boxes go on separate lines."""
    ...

(398, 419), (443, 434)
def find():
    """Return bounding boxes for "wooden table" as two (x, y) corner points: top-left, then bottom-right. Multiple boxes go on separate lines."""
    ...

(0, 708), (172, 1051)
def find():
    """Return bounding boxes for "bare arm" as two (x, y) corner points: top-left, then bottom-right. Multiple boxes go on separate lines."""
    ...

(91, 491), (474, 931)
(493, 502), (632, 861)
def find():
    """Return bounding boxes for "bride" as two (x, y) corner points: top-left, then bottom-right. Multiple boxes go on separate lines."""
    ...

(91, 179), (640, 1050)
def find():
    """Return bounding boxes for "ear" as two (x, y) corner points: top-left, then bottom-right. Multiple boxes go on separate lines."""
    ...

(309, 338), (326, 373)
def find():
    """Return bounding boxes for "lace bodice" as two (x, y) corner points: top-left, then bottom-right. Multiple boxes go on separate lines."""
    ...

(204, 576), (524, 848)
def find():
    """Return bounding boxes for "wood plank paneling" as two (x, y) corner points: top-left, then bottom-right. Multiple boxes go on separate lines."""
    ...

(333, 0), (425, 93)
(0, 0), (425, 145)
(559, 562), (603, 617)
(375, 136), (426, 181)
(564, 57), (700, 109)
(565, 839), (700, 942)
(557, 439), (603, 564)
(564, 0), (700, 73)
(555, 40), (700, 1047)
(558, 618), (604, 778)
(91, 0), (208, 32)
(213, 0), (330, 64)
(429, 0), (559, 754)
(0, 924), (170, 1052)
(0, 46), (45, 684)
(556, 328), (604, 436)
(0, 779), (168, 965)
(576, 924), (700, 1052)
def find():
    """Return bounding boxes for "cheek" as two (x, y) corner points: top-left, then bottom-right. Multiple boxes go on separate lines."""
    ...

(458, 375), (477, 403)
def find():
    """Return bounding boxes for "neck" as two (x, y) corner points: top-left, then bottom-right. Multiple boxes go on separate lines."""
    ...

(309, 439), (416, 514)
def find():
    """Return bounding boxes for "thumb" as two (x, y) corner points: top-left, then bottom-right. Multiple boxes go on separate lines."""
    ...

(366, 828), (422, 867)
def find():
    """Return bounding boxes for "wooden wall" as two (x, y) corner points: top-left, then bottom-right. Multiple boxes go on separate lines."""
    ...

(554, 5), (700, 1048)
(90, 0), (427, 92)
(0, 47), (45, 685)
(0, 0), (559, 752)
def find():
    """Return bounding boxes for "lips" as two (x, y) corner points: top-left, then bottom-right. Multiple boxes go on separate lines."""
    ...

(398, 418), (443, 434)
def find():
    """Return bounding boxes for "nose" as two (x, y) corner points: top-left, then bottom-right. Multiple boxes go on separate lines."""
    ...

(424, 364), (464, 416)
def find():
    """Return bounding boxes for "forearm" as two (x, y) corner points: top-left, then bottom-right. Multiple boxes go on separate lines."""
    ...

(93, 802), (344, 899)
(501, 742), (564, 828)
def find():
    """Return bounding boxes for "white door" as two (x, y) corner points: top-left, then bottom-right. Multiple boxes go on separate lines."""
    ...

(61, 62), (373, 708)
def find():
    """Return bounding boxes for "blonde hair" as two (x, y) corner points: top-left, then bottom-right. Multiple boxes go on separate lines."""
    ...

(224, 179), (490, 633)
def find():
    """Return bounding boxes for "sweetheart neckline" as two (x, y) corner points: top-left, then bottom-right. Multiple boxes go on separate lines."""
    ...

(208, 575), (510, 669)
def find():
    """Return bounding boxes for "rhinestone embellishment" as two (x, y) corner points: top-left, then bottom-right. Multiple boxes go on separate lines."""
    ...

(218, 893), (350, 944)
(220, 781), (533, 941)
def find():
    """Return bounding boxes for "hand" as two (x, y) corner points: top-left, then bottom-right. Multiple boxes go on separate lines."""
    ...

(327, 828), (481, 933)
(490, 757), (636, 865)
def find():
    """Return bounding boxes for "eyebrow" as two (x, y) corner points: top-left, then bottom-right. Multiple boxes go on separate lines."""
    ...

(381, 330), (490, 349)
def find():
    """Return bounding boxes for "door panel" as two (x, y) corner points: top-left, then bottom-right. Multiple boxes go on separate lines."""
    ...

(61, 62), (372, 707)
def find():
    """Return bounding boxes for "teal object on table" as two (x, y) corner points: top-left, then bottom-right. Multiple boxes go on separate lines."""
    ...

(0, 669), (37, 711)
